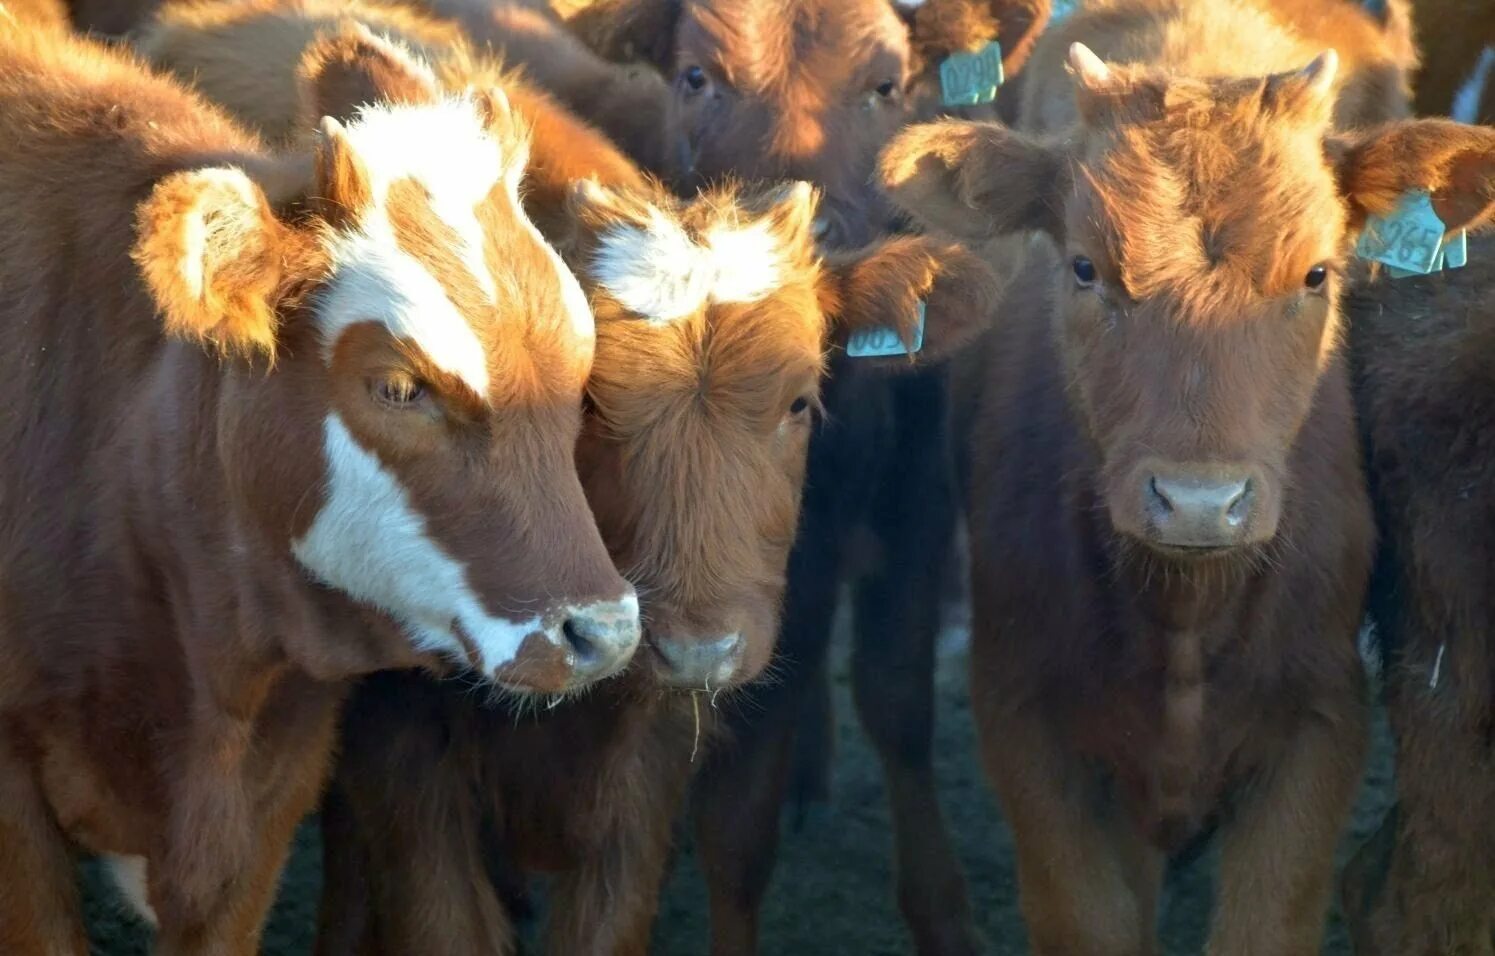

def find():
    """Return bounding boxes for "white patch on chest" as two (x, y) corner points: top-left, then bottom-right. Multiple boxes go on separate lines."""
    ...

(590, 212), (783, 322)
(291, 414), (545, 674)
(104, 854), (158, 927)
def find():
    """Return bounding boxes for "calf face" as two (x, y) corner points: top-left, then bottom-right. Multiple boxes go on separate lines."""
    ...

(585, 0), (1047, 247)
(134, 80), (640, 691)
(884, 44), (1495, 557)
(563, 178), (998, 686)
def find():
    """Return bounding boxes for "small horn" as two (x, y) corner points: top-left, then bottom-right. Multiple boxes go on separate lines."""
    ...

(1068, 43), (1114, 91)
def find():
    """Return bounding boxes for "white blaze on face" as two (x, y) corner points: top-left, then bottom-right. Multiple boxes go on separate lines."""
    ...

(590, 210), (784, 323)
(315, 95), (594, 394)
(292, 415), (545, 674)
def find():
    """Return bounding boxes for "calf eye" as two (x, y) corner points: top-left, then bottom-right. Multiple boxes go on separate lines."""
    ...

(681, 65), (708, 93)
(1072, 255), (1098, 287)
(789, 395), (811, 416)
(374, 375), (426, 407)
(1304, 264), (1328, 290)
(874, 79), (898, 99)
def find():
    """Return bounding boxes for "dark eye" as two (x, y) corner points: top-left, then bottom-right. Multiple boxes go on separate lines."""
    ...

(1072, 255), (1097, 287)
(1304, 264), (1328, 290)
(375, 375), (425, 406)
(681, 65), (708, 93)
(789, 395), (811, 416)
(874, 79), (897, 99)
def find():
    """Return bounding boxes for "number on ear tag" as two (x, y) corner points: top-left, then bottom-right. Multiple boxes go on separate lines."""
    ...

(847, 301), (925, 358)
(940, 42), (1003, 107)
(1356, 189), (1447, 275)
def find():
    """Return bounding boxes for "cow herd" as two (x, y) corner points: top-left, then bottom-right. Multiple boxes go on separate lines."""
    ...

(0, 0), (1491, 954)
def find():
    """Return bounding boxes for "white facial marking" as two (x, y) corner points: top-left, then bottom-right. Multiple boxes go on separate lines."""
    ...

(292, 414), (547, 675)
(1452, 46), (1495, 124)
(318, 97), (533, 396)
(105, 855), (157, 927)
(591, 211), (784, 323)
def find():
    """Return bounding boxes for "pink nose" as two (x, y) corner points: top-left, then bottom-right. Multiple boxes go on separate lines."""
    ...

(650, 633), (743, 687)
(1144, 469), (1254, 551)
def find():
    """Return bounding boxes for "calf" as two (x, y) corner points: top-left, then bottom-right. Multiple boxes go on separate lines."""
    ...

(136, 10), (1000, 954)
(466, 4), (1056, 952)
(880, 0), (1495, 951)
(0, 20), (639, 954)
(1339, 236), (1495, 956)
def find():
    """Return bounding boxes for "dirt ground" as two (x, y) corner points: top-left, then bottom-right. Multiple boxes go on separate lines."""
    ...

(81, 626), (1394, 955)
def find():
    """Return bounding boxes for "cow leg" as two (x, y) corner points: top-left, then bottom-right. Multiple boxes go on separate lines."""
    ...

(545, 750), (690, 956)
(1209, 698), (1368, 956)
(0, 734), (88, 956)
(693, 695), (798, 956)
(1354, 681), (1495, 956)
(313, 781), (377, 956)
(976, 702), (1160, 956)
(850, 375), (976, 956)
(694, 491), (845, 956)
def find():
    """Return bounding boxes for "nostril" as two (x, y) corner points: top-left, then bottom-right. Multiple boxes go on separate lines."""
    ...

(1226, 478), (1253, 526)
(561, 617), (601, 666)
(1148, 476), (1175, 514)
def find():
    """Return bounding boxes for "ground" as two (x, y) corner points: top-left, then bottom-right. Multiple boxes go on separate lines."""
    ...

(82, 626), (1395, 955)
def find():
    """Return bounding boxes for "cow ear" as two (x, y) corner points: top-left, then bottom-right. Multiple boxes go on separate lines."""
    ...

(568, 0), (683, 72)
(880, 119), (1069, 241)
(1331, 119), (1495, 233)
(822, 235), (999, 370)
(133, 167), (287, 357)
(296, 20), (441, 129)
(898, 0), (1051, 79)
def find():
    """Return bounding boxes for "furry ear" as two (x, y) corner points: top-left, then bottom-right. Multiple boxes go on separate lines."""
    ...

(133, 167), (287, 356)
(899, 0), (1051, 78)
(296, 20), (440, 129)
(879, 119), (1070, 240)
(1331, 119), (1495, 232)
(822, 235), (999, 370)
(566, 0), (683, 72)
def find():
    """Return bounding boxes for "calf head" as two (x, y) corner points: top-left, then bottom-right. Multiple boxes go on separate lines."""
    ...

(583, 0), (1048, 247)
(562, 178), (998, 687)
(883, 45), (1495, 559)
(133, 58), (641, 692)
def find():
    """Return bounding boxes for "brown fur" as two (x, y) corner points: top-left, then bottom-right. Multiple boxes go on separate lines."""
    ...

(879, 0), (1495, 951)
(1339, 235), (1495, 956)
(0, 18), (633, 953)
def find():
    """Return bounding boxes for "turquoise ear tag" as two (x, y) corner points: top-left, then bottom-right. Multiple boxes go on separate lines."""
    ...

(940, 41), (1003, 107)
(1050, 0), (1081, 24)
(847, 301), (925, 358)
(1356, 189), (1447, 275)
(1441, 229), (1469, 270)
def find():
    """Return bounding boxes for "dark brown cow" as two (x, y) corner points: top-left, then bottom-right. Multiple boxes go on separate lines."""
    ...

(0, 19), (641, 954)
(134, 8), (1001, 953)
(1339, 235), (1495, 956)
(1405, 0), (1495, 123)
(879, 0), (1495, 950)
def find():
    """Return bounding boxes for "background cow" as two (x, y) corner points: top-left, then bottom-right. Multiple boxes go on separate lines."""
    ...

(879, 0), (1492, 950)
(0, 18), (638, 953)
(1340, 235), (1495, 956)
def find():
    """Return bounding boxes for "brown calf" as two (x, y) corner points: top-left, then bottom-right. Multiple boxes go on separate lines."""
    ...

(1339, 235), (1495, 956)
(136, 9), (1000, 953)
(881, 0), (1495, 952)
(0, 20), (640, 954)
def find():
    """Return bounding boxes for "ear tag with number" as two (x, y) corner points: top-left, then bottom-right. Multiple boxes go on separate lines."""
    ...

(940, 41), (1003, 107)
(1050, 0), (1081, 23)
(847, 300), (925, 358)
(1356, 189), (1447, 275)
